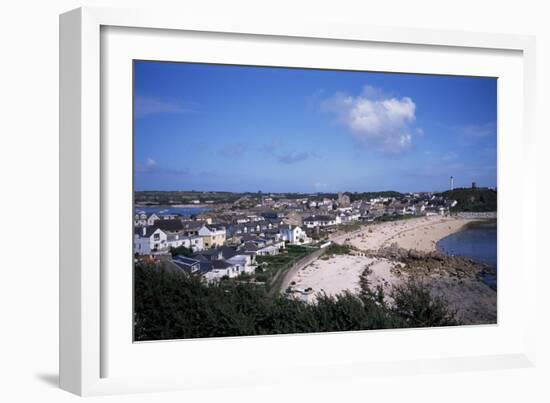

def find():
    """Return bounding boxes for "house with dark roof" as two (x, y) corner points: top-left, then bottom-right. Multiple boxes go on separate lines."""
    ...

(227, 219), (283, 239)
(154, 219), (185, 233)
(180, 220), (207, 236)
(171, 255), (234, 280)
(194, 246), (238, 261)
(134, 222), (205, 255)
(172, 255), (201, 274)
(169, 245), (256, 282)
(238, 237), (285, 256)
(133, 227), (167, 255)
(261, 211), (285, 220)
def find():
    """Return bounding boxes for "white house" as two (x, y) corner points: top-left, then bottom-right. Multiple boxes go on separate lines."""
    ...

(134, 212), (160, 227)
(146, 213), (160, 226)
(303, 215), (340, 229)
(239, 238), (286, 256)
(134, 227), (167, 255)
(166, 233), (204, 252)
(202, 261), (235, 282)
(192, 246), (257, 280)
(226, 253), (256, 275)
(337, 211), (361, 223)
(171, 256), (236, 283)
(172, 255), (245, 282)
(134, 211), (148, 227)
(278, 225), (309, 244)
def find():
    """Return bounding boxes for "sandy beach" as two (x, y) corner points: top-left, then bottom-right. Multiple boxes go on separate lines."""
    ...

(287, 215), (496, 324)
(291, 255), (400, 302)
(292, 216), (475, 299)
(332, 216), (475, 253)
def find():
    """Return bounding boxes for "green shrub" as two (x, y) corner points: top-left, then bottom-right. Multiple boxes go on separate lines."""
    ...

(324, 243), (354, 255)
(134, 264), (459, 341)
(170, 245), (194, 257)
(390, 280), (457, 327)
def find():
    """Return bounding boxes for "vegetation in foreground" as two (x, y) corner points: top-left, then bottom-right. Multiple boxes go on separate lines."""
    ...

(134, 263), (457, 341)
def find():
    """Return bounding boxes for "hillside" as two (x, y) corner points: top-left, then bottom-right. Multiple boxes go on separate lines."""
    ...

(438, 188), (497, 212)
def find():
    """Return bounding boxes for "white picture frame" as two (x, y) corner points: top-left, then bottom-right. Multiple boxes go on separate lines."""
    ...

(59, 6), (537, 396)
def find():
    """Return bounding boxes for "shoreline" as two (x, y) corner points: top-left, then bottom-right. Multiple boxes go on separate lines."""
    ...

(332, 215), (480, 253)
(435, 220), (498, 290)
(289, 215), (497, 324)
(292, 216), (478, 298)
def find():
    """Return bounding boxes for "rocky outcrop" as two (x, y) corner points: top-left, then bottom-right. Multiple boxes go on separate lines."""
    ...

(374, 243), (496, 281)
(365, 243), (497, 325)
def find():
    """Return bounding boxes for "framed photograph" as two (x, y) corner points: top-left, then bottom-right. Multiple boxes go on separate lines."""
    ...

(60, 7), (537, 396)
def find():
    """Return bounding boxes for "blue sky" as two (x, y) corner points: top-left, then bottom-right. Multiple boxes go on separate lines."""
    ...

(134, 61), (497, 193)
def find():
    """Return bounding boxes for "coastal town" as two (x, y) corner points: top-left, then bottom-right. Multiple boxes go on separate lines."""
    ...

(134, 190), (461, 272)
(131, 62), (498, 340)
(134, 186), (496, 322)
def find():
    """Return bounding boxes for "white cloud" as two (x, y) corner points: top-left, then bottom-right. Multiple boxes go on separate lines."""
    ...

(136, 157), (157, 172)
(134, 95), (193, 118)
(322, 85), (418, 154)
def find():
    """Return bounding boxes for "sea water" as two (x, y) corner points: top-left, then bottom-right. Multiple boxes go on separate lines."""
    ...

(134, 206), (211, 218)
(437, 221), (497, 289)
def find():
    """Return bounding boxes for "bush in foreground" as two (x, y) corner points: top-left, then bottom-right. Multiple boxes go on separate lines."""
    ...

(134, 264), (457, 341)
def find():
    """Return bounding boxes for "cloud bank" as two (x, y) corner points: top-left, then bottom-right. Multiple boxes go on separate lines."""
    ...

(322, 85), (418, 154)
